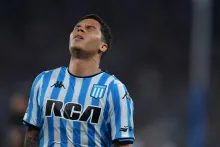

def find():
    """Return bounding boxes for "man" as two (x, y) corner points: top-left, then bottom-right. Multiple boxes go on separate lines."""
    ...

(23, 14), (135, 147)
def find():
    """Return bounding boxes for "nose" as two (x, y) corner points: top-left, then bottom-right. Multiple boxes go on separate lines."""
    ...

(77, 27), (84, 33)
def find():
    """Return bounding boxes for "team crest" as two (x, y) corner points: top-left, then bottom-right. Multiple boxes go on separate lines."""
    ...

(90, 84), (107, 99)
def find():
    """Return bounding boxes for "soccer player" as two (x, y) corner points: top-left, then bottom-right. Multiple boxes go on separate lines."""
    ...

(23, 14), (135, 147)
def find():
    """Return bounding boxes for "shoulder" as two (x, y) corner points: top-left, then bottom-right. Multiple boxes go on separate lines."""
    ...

(105, 74), (132, 101)
(103, 72), (128, 93)
(36, 66), (66, 79)
(33, 66), (66, 84)
(102, 72), (125, 86)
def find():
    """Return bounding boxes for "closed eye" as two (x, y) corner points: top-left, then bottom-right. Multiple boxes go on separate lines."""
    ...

(86, 25), (96, 30)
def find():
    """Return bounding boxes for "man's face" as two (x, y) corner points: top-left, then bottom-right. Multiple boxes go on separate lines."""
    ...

(69, 19), (105, 56)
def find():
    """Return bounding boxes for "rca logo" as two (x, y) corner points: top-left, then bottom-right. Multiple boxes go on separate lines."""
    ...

(45, 100), (101, 124)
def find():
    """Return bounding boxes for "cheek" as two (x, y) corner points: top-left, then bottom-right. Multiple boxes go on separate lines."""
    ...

(70, 32), (75, 41)
(70, 32), (73, 39)
(86, 35), (101, 47)
(69, 33), (73, 44)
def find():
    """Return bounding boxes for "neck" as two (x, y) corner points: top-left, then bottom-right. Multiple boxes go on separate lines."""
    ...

(68, 56), (101, 77)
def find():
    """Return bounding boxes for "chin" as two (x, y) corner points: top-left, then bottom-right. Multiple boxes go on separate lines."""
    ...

(70, 46), (87, 58)
(70, 45), (85, 52)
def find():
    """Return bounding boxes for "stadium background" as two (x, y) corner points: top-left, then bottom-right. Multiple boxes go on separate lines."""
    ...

(0, 0), (219, 146)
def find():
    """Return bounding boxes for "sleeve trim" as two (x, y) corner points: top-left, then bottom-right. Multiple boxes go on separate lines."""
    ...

(23, 120), (41, 131)
(112, 137), (135, 145)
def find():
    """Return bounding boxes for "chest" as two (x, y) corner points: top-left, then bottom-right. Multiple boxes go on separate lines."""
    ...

(40, 77), (109, 123)
(42, 78), (108, 102)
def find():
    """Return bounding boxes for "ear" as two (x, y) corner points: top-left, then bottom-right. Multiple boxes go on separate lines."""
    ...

(99, 43), (108, 53)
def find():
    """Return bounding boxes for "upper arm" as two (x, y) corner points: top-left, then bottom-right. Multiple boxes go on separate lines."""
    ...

(23, 72), (44, 127)
(115, 145), (132, 147)
(109, 82), (135, 146)
(24, 124), (40, 147)
(114, 142), (132, 147)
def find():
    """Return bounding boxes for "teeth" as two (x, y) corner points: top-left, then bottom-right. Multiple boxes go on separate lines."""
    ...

(75, 35), (83, 39)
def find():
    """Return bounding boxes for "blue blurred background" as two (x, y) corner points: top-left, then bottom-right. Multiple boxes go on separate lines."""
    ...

(0, 0), (220, 146)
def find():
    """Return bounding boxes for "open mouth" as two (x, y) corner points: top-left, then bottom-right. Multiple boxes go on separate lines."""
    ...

(74, 35), (84, 40)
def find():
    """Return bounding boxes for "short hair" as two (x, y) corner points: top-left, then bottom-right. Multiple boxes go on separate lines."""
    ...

(79, 14), (112, 56)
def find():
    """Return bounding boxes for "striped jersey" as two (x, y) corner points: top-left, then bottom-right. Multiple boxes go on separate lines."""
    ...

(23, 66), (135, 147)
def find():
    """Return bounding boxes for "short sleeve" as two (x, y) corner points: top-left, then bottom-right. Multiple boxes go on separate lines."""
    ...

(109, 82), (135, 145)
(23, 72), (44, 128)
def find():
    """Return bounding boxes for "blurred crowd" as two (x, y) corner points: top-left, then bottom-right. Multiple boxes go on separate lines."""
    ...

(6, 93), (28, 147)
(1, 0), (220, 146)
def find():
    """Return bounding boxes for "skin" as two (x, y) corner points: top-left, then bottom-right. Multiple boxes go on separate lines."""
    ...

(24, 126), (39, 147)
(24, 18), (131, 147)
(68, 18), (108, 77)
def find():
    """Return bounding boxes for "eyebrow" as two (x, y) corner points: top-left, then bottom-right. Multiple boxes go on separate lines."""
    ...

(75, 23), (97, 28)
(75, 24), (81, 28)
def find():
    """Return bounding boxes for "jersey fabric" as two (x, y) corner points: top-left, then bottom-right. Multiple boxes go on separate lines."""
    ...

(23, 66), (135, 147)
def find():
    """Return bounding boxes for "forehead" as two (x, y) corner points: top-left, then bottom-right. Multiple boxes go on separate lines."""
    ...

(77, 19), (101, 29)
